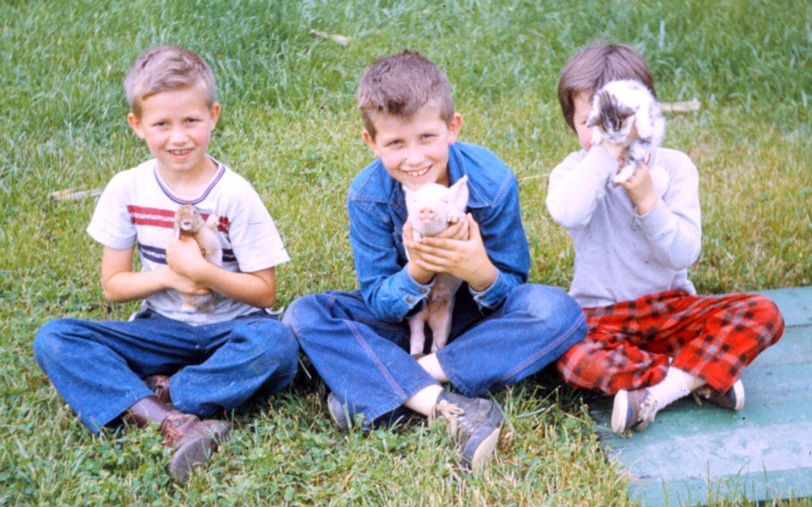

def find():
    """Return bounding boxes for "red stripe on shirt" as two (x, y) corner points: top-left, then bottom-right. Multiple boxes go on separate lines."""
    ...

(127, 206), (175, 228)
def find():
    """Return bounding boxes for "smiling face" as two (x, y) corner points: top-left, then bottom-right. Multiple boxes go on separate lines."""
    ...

(127, 85), (220, 181)
(362, 105), (462, 191)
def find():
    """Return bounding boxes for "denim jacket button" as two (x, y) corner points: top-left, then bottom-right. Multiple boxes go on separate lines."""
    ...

(406, 296), (413, 303)
(419, 288), (428, 294)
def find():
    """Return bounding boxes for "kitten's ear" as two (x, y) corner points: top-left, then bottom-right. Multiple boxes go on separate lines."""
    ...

(586, 115), (599, 128)
(619, 104), (636, 120)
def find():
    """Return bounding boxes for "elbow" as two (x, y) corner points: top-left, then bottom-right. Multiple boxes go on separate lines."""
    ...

(547, 203), (588, 229)
(546, 197), (586, 229)
(252, 285), (278, 309)
(101, 283), (125, 304)
(550, 211), (587, 230)
(102, 291), (128, 304)
(682, 246), (702, 270)
(663, 244), (701, 270)
(678, 234), (702, 268)
(255, 294), (277, 309)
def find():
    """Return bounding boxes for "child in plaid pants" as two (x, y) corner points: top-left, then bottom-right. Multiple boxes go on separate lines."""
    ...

(547, 43), (784, 435)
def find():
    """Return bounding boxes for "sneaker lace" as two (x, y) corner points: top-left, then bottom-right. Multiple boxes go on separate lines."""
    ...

(691, 386), (711, 406)
(637, 396), (660, 428)
(432, 400), (465, 437)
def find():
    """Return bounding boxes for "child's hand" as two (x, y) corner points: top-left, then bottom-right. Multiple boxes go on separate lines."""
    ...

(600, 141), (626, 161)
(166, 236), (208, 280)
(619, 162), (658, 215)
(408, 214), (497, 292)
(162, 266), (212, 296)
(403, 217), (471, 284)
(436, 217), (468, 241)
(403, 221), (437, 284)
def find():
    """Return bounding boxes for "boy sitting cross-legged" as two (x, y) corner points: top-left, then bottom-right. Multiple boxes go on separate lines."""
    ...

(34, 45), (298, 482)
(546, 43), (784, 435)
(283, 50), (586, 470)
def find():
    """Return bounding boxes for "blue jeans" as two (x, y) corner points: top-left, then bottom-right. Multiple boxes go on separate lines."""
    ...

(283, 284), (586, 426)
(34, 309), (299, 433)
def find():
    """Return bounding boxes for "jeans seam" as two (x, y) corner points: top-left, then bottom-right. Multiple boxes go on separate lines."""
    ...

(327, 293), (434, 424)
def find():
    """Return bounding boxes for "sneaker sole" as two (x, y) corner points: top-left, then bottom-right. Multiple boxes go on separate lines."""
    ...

(611, 390), (631, 434)
(464, 425), (502, 470)
(327, 393), (350, 431)
(730, 379), (746, 410)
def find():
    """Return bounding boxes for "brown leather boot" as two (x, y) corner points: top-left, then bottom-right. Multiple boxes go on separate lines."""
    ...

(159, 412), (232, 483)
(143, 374), (172, 404)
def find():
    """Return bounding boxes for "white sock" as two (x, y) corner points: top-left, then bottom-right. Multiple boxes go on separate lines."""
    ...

(647, 367), (703, 410)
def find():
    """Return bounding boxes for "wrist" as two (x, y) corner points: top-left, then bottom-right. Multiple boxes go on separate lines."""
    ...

(468, 264), (497, 292)
(407, 261), (435, 285)
(635, 194), (658, 216)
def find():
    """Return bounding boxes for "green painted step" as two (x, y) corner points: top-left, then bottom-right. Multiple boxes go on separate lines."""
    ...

(589, 287), (812, 505)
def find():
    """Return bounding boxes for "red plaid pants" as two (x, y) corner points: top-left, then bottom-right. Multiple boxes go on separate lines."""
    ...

(556, 290), (784, 395)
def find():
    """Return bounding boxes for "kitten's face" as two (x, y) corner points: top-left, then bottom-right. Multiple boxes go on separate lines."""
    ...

(587, 89), (635, 144)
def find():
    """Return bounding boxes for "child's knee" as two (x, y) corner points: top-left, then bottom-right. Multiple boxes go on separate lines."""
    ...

(33, 319), (74, 366)
(247, 320), (299, 368)
(512, 284), (583, 320)
(281, 294), (319, 332)
(262, 326), (299, 384)
(750, 294), (785, 342)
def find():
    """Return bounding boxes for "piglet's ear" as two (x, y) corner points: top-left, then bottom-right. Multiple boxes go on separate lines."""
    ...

(448, 175), (469, 210)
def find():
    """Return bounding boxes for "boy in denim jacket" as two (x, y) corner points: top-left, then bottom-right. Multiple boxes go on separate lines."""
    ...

(34, 46), (298, 482)
(284, 50), (586, 470)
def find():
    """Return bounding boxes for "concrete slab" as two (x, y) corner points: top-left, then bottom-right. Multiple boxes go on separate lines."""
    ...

(589, 287), (812, 505)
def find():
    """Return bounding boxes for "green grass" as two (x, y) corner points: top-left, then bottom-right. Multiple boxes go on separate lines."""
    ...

(1, 0), (811, 505)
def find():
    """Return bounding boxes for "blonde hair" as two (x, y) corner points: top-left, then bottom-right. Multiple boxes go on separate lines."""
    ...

(558, 43), (655, 132)
(356, 50), (454, 139)
(124, 45), (216, 117)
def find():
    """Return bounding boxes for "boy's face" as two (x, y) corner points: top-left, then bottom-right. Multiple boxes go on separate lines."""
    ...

(572, 91), (594, 151)
(363, 105), (462, 191)
(127, 86), (220, 179)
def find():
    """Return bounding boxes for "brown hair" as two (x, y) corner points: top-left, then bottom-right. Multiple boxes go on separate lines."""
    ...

(558, 43), (655, 132)
(124, 45), (216, 117)
(356, 50), (454, 139)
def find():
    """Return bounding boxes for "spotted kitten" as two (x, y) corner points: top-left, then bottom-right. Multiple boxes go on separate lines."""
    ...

(587, 79), (665, 183)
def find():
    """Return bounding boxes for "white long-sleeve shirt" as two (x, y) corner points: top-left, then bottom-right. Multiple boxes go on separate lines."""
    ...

(546, 145), (701, 308)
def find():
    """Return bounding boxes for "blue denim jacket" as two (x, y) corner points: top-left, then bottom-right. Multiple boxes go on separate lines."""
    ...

(347, 142), (530, 322)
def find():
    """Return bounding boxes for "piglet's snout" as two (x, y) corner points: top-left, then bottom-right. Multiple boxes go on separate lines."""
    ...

(418, 208), (436, 222)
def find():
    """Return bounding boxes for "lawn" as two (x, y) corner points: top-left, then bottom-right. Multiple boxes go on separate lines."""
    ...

(1, 0), (810, 505)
